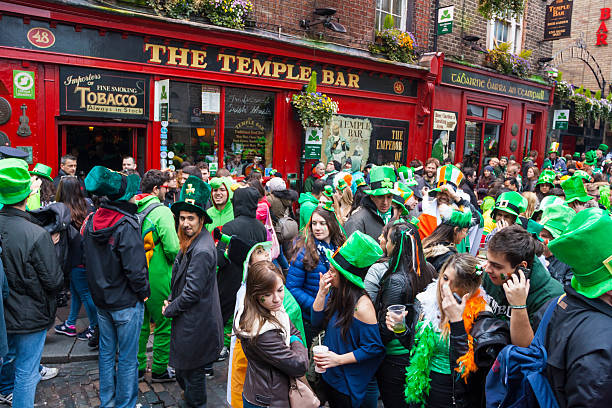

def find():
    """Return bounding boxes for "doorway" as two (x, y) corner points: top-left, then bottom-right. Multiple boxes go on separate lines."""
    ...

(59, 123), (146, 177)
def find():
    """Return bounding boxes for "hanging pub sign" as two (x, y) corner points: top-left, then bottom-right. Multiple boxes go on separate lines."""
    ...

(59, 67), (149, 118)
(0, 14), (417, 98)
(543, 0), (573, 41)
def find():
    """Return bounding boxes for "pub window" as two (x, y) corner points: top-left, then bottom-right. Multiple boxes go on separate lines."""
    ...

(467, 104), (483, 118)
(224, 88), (275, 176)
(464, 104), (504, 171)
(167, 82), (220, 170)
(375, 0), (407, 31)
(487, 14), (522, 54)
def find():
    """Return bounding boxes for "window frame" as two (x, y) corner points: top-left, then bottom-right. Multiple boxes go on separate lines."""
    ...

(486, 13), (522, 54)
(375, 0), (407, 31)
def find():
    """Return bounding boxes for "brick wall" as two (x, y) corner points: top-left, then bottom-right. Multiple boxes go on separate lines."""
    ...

(551, 0), (612, 93)
(251, 0), (376, 50)
(428, 0), (552, 75)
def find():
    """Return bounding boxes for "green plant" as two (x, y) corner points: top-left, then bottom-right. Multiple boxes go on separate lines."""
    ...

(383, 14), (395, 30)
(478, 0), (525, 20)
(291, 72), (339, 128)
(486, 42), (532, 78)
(369, 28), (418, 63)
(148, 0), (192, 18)
(193, 0), (253, 29)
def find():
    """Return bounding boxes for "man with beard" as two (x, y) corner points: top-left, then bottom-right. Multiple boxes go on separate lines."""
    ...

(163, 175), (223, 407)
(416, 158), (438, 197)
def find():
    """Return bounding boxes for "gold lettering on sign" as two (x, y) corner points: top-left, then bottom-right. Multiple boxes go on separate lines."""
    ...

(322, 69), (335, 85)
(235, 56), (251, 74)
(217, 53), (236, 72)
(272, 62), (287, 78)
(145, 44), (167, 63)
(286, 64), (300, 80)
(299, 66), (312, 81)
(348, 73), (360, 88)
(190, 50), (208, 69)
(167, 46), (190, 67)
(252, 59), (272, 77)
(334, 72), (346, 87)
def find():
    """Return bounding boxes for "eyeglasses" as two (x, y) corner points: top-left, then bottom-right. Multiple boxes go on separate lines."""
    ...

(60, 175), (77, 179)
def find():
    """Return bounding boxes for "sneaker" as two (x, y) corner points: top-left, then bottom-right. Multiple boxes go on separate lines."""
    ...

(54, 322), (76, 337)
(40, 366), (59, 381)
(77, 326), (94, 341)
(216, 346), (229, 362)
(204, 367), (214, 379)
(88, 326), (99, 349)
(138, 370), (146, 381)
(0, 392), (12, 405)
(151, 367), (176, 383)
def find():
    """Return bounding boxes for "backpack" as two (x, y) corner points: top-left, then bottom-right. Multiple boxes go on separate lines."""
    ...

(136, 202), (163, 267)
(485, 295), (565, 408)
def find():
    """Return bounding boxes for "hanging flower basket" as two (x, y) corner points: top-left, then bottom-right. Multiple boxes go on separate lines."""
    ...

(291, 72), (339, 128)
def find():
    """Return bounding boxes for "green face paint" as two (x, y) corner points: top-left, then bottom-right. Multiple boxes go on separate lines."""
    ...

(260, 296), (266, 303)
(500, 273), (506, 281)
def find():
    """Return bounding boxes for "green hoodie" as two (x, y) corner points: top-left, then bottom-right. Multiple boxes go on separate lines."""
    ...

(206, 177), (235, 232)
(298, 192), (320, 230)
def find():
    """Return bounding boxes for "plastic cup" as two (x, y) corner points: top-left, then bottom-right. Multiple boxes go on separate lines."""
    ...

(312, 345), (329, 373)
(387, 304), (407, 333)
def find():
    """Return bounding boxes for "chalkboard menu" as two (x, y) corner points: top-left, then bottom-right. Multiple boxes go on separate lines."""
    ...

(224, 88), (274, 167)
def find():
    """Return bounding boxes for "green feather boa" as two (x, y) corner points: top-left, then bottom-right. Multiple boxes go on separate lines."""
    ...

(404, 321), (444, 407)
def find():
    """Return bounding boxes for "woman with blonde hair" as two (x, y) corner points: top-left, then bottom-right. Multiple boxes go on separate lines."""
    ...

(521, 191), (538, 219)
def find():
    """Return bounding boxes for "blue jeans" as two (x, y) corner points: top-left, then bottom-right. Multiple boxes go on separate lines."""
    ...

(66, 267), (98, 328)
(98, 302), (144, 408)
(4, 330), (46, 407)
(243, 395), (265, 408)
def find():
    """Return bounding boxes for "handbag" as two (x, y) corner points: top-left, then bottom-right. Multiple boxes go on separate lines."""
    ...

(289, 376), (320, 408)
(264, 206), (281, 259)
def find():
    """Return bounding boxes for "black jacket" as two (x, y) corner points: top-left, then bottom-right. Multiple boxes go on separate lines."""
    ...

(165, 230), (223, 370)
(217, 187), (267, 322)
(546, 256), (573, 288)
(82, 201), (150, 311)
(545, 286), (612, 408)
(0, 207), (63, 334)
(344, 196), (385, 242)
(461, 181), (479, 208)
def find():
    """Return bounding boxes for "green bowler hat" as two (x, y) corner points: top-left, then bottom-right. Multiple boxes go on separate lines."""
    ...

(549, 208), (612, 298)
(598, 143), (609, 152)
(492, 191), (527, 220)
(325, 231), (383, 289)
(30, 163), (53, 181)
(365, 165), (396, 196)
(584, 150), (597, 166)
(440, 206), (472, 228)
(353, 174), (366, 188)
(0, 158), (32, 205)
(85, 166), (140, 202)
(540, 204), (575, 239)
(561, 175), (592, 204)
(573, 152), (581, 159)
(171, 175), (212, 222)
(536, 169), (556, 186)
(573, 170), (592, 183)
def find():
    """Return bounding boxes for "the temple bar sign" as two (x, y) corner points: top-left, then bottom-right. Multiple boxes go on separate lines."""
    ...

(441, 67), (550, 103)
(597, 8), (610, 46)
(544, 0), (573, 41)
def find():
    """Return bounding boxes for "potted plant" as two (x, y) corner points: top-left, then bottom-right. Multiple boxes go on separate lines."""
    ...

(477, 0), (524, 20)
(148, 0), (253, 29)
(486, 42), (532, 78)
(369, 15), (418, 63)
(291, 72), (339, 129)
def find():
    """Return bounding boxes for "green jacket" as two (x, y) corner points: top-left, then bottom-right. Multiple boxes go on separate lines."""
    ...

(136, 194), (179, 280)
(483, 257), (564, 326)
(206, 177), (235, 232)
(298, 192), (319, 230)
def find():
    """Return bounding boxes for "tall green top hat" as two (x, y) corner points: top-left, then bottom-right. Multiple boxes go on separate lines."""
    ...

(598, 143), (608, 152)
(365, 165), (396, 196)
(353, 174), (366, 188)
(392, 182), (414, 216)
(324, 231), (383, 289)
(584, 150), (597, 166)
(85, 166), (140, 201)
(573, 152), (581, 159)
(171, 175), (212, 222)
(536, 169), (556, 186)
(492, 191), (527, 220)
(562, 175), (592, 204)
(29, 163), (53, 181)
(549, 208), (612, 298)
(0, 158), (31, 205)
(540, 204), (575, 239)
(432, 164), (464, 195)
(440, 205), (472, 228)
(548, 141), (560, 154)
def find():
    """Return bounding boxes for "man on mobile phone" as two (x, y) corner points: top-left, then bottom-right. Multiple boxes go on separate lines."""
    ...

(483, 225), (564, 347)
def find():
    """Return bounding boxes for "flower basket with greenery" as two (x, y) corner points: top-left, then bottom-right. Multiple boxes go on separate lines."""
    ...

(291, 72), (339, 128)
(477, 0), (524, 20)
(486, 42), (532, 78)
(369, 15), (418, 63)
(148, 0), (253, 29)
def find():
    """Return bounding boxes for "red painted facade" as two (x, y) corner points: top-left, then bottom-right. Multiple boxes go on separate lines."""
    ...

(0, 0), (442, 183)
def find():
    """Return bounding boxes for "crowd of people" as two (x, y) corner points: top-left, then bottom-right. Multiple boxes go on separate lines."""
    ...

(0, 141), (610, 408)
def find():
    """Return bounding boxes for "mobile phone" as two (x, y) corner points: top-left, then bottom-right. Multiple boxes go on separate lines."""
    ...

(517, 266), (531, 280)
(453, 293), (462, 304)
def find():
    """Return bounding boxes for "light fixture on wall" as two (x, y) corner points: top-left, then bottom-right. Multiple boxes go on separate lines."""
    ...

(88, 126), (94, 131)
(196, 128), (206, 137)
(300, 8), (347, 33)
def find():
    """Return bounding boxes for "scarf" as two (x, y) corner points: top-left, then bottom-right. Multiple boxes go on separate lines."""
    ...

(377, 208), (393, 225)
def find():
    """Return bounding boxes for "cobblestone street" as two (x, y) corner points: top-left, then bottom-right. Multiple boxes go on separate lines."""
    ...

(33, 358), (230, 408)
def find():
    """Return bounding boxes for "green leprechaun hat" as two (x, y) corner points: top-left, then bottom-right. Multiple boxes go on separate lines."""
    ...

(85, 166), (140, 202)
(431, 164), (464, 195)
(324, 231), (383, 289)
(440, 205), (472, 228)
(323, 185), (334, 199)
(539, 204), (575, 239)
(365, 165), (396, 196)
(29, 163), (53, 181)
(536, 169), (556, 186)
(548, 141), (560, 154)
(573, 152), (581, 159)
(584, 150), (597, 166)
(573, 170), (592, 183)
(532, 195), (565, 220)
(549, 208), (612, 298)
(392, 182), (414, 216)
(336, 178), (348, 192)
(353, 174), (366, 188)
(171, 175), (212, 222)
(562, 175), (592, 204)
(0, 158), (32, 205)
(598, 143), (608, 152)
(492, 191), (528, 221)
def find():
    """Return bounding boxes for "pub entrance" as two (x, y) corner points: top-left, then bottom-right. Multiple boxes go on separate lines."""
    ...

(59, 121), (147, 177)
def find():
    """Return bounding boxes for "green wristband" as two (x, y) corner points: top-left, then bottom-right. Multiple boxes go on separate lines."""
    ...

(509, 304), (527, 309)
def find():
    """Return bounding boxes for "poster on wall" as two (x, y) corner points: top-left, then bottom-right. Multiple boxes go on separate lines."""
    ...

(432, 110), (458, 163)
(59, 66), (149, 119)
(321, 115), (409, 169)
